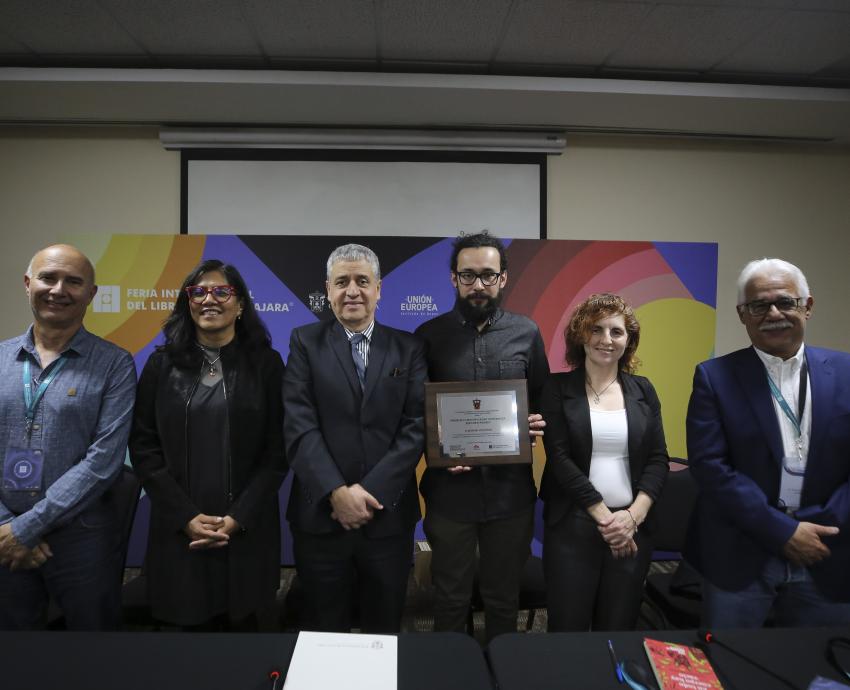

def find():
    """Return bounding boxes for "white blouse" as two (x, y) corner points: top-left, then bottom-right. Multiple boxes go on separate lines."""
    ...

(588, 408), (633, 508)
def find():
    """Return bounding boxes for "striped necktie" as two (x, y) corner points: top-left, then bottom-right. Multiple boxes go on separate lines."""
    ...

(350, 332), (367, 390)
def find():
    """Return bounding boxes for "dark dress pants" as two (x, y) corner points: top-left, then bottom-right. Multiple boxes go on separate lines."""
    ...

(424, 507), (533, 643)
(543, 507), (652, 632)
(292, 526), (413, 633)
(0, 505), (122, 630)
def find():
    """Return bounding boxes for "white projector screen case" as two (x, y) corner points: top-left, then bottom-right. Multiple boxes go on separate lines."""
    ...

(186, 157), (543, 238)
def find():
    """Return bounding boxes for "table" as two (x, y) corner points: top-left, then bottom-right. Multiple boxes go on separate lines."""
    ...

(2, 631), (492, 690)
(488, 628), (850, 690)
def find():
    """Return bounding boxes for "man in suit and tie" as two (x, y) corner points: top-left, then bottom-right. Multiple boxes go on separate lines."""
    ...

(685, 257), (850, 627)
(284, 243), (427, 633)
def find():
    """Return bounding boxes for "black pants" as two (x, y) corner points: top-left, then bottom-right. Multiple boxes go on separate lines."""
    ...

(543, 508), (652, 632)
(292, 527), (413, 634)
(424, 507), (533, 643)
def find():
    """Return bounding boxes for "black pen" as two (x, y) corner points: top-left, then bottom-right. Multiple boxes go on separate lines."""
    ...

(608, 639), (625, 684)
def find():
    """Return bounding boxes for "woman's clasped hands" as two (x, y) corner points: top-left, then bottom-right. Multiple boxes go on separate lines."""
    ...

(184, 513), (241, 550)
(597, 509), (638, 559)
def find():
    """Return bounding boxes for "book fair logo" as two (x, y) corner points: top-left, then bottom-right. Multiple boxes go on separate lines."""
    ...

(91, 285), (121, 313)
(123, 288), (291, 314)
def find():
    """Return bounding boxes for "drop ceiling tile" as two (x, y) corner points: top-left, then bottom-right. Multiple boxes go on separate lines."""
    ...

(243, 0), (375, 59)
(381, 59), (491, 73)
(652, 0), (795, 7)
(0, 0), (145, 54)
(0, 31), (32, 54)
(155, 54), (268, 68)
(100, 0), (259, 55)
(600, 64), (703, 79)
(380, 0), (512, 61)
(495, 61), (599, 77)
(496, 0), (654, 65)
(35, 53), (157, 66)
(267, 56), (378, 69)
(815, 54), (850, 78)
(609, 4), (781, 70)
(791, 0), (850, 11)
(716, 9), (850, 73)
(0, 56), (41, 67)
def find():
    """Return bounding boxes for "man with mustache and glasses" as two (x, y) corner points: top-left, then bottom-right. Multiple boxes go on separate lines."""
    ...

(685, 258), (850, 627)
(414, 231), (549, 642)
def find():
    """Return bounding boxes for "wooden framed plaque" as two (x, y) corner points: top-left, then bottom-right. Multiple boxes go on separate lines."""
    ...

(424, 379), (531, 467)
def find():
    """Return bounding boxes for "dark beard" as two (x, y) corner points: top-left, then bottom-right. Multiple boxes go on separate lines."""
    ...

(455, 290), (503, 325)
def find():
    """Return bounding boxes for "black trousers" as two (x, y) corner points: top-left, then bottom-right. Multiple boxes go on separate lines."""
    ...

(424, 507), (533, 643)
(543, 508), (652, 632)
(292, 526), (413, 634)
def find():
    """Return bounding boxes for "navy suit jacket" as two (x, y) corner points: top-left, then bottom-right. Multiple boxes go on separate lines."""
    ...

(283, 319), (426, 537)
(539, 370), (670, 532)
(684, 345), (850, 600)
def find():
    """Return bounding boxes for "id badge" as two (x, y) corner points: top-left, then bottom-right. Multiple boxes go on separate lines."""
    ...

(779, 455), (804, 511)
(2, 446), (44, 491)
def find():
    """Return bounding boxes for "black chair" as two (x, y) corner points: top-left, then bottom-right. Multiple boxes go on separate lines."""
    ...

(641, 458), (702, 629)
(47, 464), (143, 629)
(517, 554), (547, 631)
(104, 464), (144, 567)
(119, 561), (158, 628)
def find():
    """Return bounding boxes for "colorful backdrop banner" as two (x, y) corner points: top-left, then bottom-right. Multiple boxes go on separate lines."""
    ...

(73, 234), (717, 564)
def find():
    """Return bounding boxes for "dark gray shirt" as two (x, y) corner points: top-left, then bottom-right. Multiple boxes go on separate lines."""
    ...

(415, 308), (549, 521)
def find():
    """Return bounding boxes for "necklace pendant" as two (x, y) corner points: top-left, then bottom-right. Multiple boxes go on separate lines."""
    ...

(208, 366), (217, 376)
(592, 393), (600, 404)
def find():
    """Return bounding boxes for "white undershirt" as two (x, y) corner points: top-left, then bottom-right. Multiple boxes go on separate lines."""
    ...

(588, 408), (633, 508)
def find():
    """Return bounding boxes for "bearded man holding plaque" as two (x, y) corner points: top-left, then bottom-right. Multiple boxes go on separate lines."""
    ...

(415, 231), (549, 643)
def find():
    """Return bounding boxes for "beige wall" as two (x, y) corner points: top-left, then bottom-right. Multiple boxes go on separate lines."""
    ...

(0, 126), (179, 337)
(2, 126), (848, 355)
(548, 135), (850, 356)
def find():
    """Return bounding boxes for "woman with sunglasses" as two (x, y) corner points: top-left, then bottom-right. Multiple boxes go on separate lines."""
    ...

(540, 293), (669, 631)
(130, 259), (286, 630)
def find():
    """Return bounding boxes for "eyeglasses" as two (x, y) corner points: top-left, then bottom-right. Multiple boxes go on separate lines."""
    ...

(185, 285), (237, 304)
(739, 297), (804, 317)
(454, 270), (502, 286)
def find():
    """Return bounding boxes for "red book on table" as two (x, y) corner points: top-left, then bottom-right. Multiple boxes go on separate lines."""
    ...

(643, 637), (724, 690)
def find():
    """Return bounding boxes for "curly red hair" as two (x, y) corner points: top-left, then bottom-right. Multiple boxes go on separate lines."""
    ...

(564, 293), (641, 373)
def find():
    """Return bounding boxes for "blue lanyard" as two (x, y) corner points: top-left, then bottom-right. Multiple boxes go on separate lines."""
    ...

(23, 356), (68, 432)
(765, 359), (808, 439)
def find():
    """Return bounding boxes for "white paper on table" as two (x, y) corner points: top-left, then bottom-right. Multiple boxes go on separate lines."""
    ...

(282, 631), (397, 690)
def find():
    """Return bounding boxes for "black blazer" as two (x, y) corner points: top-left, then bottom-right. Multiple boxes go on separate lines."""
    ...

(539, 369), (669, 532)
(283, 319), (427, 537)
